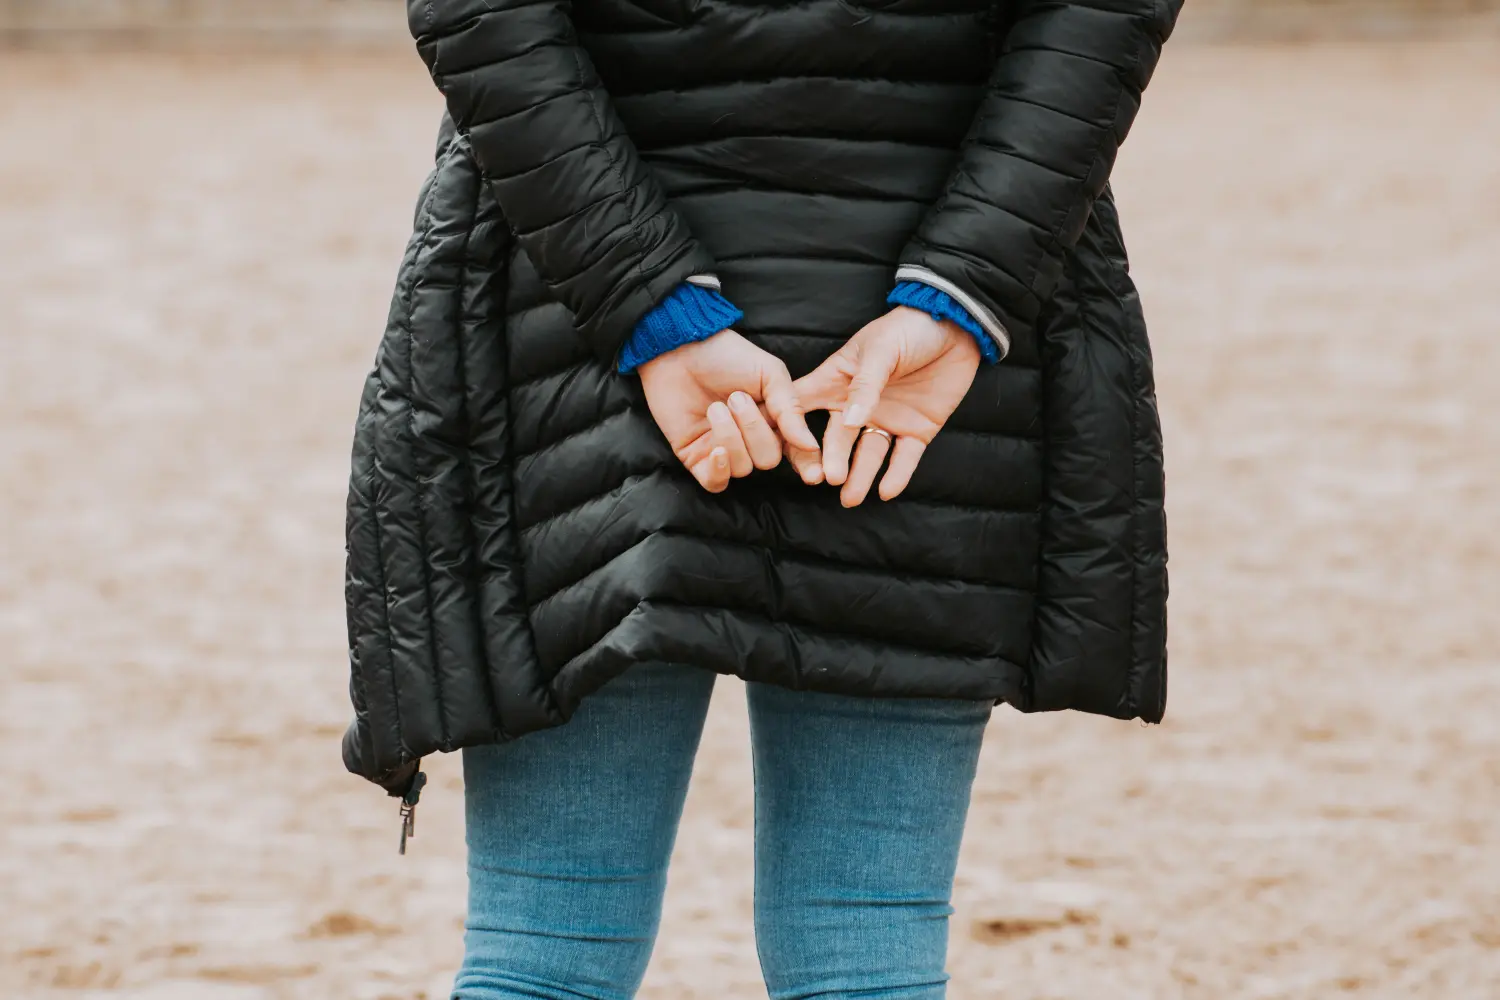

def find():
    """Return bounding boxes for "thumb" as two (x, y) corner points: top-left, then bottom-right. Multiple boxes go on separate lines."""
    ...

(790, 356), (851, 413)
(840, 335), (899, 429)
(761, 362), (820, 453)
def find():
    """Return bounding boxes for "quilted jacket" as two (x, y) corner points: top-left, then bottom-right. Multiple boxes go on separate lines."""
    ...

(343, 0), (1181, 792)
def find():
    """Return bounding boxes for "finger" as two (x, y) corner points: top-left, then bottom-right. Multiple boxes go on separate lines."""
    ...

(785, 440), (824, 485)
(728, 391), (782, 471)
(841, 429), (892, 507)
(690, 446), (732, 493)
(762, 364), (820, 453)
(707, 400), (754, 478)
(878, 436), (927, 501)
(673, 421), (719, 471)
(840, 337), (900, 430)
(820, 411), (862, 487)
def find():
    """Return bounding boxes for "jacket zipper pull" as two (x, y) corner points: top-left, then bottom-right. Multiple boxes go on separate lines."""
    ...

(397, 770), (428, 856)
(398, 801), (416, 854)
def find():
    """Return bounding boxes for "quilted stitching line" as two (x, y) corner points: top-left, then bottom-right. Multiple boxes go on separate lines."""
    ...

(366, 153), (446, 769)
(401, 145), (460, 750)
(451, 153), (508, 743)
(1022, 8), (1154, 301)
(599, 598), (1031, 678)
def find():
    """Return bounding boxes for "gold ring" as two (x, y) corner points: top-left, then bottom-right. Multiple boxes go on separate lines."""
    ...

(860, 426), (894, 444)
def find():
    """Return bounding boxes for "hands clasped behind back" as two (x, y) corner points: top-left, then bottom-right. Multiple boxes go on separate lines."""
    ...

(636, 307), (982, 507)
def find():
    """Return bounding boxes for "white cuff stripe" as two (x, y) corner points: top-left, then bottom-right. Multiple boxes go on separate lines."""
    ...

(894, 265), (1011, 360)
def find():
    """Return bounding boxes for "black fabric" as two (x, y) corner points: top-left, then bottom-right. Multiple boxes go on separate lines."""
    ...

(342, 0), (1179, 789)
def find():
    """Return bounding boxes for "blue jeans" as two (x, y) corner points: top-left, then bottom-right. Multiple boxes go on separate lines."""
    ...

(455, 663), (992, 1000)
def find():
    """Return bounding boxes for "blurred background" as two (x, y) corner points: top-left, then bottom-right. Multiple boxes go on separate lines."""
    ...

(1, 2), (1497, 998)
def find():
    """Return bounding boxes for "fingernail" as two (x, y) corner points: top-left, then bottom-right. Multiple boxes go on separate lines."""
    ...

(803, 463), (823, 484)
(730, 391), (752, 410)
(708, 401), (729, 421)
(842, 405), (867, 428)
(712, 447), (728, 468)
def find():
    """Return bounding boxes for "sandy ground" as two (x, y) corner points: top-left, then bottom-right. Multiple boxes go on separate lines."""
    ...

(1, 40), (1498, 1000)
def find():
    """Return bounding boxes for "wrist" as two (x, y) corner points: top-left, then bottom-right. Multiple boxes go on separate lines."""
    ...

(889, 306), (980, 361)
(935, 316), (982, 360)
(887, 280), (1002, 364)
(618, 283), (743, 373)
(638, 327), (732, 374)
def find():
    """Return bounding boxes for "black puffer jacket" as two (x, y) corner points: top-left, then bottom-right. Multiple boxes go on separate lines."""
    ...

(344, 0), (1179, 792)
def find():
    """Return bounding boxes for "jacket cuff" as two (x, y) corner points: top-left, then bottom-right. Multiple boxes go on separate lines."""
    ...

(888, 280), (1003, 364)
(617, 281), (744, 373)
(892, 265), (1011, 361)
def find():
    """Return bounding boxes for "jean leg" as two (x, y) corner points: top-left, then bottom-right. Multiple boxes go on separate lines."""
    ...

(454, 663), (717, 1000)
(748, 683), (992, 1000)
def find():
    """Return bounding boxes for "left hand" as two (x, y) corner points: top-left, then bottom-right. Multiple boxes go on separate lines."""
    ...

(638, 329), (821, 493)
(793, 306), (981, 506)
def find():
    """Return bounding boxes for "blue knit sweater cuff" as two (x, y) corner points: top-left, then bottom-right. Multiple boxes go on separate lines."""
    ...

(888, 282), (1001, 365)
(618, 283), (744, 373)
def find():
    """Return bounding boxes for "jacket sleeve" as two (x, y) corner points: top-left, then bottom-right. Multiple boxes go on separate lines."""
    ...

(898, 0), (1182, 349)
(407, 0), (717, 363)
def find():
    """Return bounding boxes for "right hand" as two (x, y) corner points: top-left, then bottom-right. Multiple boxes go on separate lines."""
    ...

(637, 330), (823, 493)
(792, 306), (981, 507)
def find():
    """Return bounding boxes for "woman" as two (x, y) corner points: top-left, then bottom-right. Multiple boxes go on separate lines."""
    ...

(343, 0), (1178, 995)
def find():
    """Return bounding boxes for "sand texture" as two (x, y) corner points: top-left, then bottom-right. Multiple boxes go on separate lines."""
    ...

(1, 41), (1498, 1000)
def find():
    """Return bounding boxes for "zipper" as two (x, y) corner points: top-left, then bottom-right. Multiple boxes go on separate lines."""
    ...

(397, 770), (428, 855)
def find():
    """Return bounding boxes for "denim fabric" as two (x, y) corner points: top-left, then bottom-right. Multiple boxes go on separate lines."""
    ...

(454, 663), (992, 1000)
